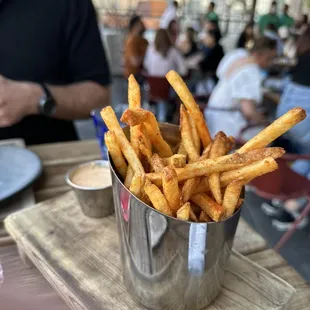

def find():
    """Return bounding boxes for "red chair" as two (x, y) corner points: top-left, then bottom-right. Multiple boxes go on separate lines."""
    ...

(145, 75), (171, 102)
(236, 124), (310, 251)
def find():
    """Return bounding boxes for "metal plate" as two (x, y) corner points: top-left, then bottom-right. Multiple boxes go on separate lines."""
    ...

(0, 146), (42, 202)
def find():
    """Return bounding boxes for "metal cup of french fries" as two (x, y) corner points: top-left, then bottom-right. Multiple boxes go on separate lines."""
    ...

(101, 71), (306, 309)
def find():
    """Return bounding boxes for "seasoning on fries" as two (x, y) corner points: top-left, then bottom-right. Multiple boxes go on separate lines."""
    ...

(103, 72), (306, 223)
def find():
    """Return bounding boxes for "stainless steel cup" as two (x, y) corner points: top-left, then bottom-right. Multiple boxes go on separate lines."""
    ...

(109, 124), (243, 310)
(66, 160), (114, 218)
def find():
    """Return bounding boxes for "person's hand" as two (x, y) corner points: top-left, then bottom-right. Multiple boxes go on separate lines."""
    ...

(0, 75), (42, 127)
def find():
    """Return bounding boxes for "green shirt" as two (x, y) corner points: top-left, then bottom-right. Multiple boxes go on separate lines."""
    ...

(280, 13), (294, 28)
(204, 11), (219, 23)
(258, 13), (281, 34)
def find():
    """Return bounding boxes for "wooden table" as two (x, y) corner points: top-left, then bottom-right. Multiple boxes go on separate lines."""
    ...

(0, 140), (309, 309)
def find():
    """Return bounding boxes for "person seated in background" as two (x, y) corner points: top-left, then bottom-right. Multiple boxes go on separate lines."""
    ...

(167, 19), (179, 45)
(295, 14), (309, 35)
(204, 37), (277, 138)
(204, 1), (219, 23)
(143, 29), (187, 121)
(202, 19), (222, 42)
(280, 4), (294, 28)
(236, 22), (255, 49)
(179, 27), (199, 58)
(264, 23), (284, 56)
(264, 26), (310, 230)
(123, 16), (148, 81)
(160, 1), (179, 29)
(258, 1), (281, 35)
(200, 30), (224, 80)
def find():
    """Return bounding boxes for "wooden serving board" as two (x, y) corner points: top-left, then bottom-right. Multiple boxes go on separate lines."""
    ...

(0, 139), (35, 245)
(5, 192), (295, 310)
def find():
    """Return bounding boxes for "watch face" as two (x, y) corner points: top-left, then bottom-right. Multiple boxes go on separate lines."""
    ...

(40, 97), (56, 116)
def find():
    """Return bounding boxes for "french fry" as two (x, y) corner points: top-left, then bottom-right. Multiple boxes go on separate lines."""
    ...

(188, 113), (201, 154)
(137, 126), (152, 171)
(124, 166), (134, 189)
(202, 142), (212, 158)
(191, 193), (225, 222)
(238, 108), (306, 153)
(144, 183), (173, 216)
(222, 179), (244, 217)
(180, 105), (200, 162)
(121, 108), (173, 157)
(189, 207), (199, 222)
(166, 70), (212, 147)
(162, 166), (181, 213)
(181, 177), (201, 203)
(130, 173), (144, 199)
(208, 132), (228, 204)
(128, 75), (141, 109)
(177, 202), (191, 221)
(104, 131), (127, 180)
(128, 75), (141, 157)
(151, 153), (165, 172)
(236, 198), (244, 209)
(199, 211), (213, 222)
(163, 154), (186, 168)
(121, 108), (149, 126)
(220, 157), (279, 186)
(177, 142), (187, 156)
(101, 107), (144, 174)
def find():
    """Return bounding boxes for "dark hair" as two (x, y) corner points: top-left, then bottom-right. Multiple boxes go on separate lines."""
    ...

(209, 1), (215, 9)
(303, 14), (308, 24)
(271, 1), (277, 6)
(266, 23), (277, 32)
(296, 26), (310, 56)
(186, 27), (196, 41)
(251, 37), (277, 53)
(284, 4), (289, 11)
(129, 15), (141, 32)
(167, 19), (177, 34)
(173, 1), (178, 9)
(207, 29), (220, 44)
(154, 29), (172, 57)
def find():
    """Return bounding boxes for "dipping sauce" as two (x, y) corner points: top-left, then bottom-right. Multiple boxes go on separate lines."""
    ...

(71, 163), (111, 188)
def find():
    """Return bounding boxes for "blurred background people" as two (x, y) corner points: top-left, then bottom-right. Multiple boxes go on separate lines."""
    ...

(179, 27), (199, 58)
(280, 4), (294, 28)
(236, 22), (255, 49)
(205, 37), (277, 137)
(160, 1), (179, 29)
(264, 23), (284, 56)
(167, 19), (179, 45)
(204, 1), (218, 23)
(123, 15), (148, 80)
(258, 1), (281, 35)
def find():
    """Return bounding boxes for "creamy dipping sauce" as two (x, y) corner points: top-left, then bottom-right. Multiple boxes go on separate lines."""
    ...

(71, 164), (111, 188)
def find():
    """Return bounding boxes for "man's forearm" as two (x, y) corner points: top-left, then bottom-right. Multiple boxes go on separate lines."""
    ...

(49, 82), (110, 119)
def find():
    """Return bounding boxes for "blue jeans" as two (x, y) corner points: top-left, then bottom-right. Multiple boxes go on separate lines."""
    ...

(276, 82), (310, 179)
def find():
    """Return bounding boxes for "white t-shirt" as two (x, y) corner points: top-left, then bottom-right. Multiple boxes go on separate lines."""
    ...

(205, 49), (263, 137)
(144, 45), (187, 77)
(159, 5), (177, 28)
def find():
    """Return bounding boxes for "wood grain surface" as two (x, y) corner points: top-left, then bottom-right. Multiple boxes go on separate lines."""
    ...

(4, 192), (295, 310)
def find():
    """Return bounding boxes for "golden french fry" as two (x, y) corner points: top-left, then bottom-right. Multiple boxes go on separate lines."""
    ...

(193, 178), (210, 196)
(202, 142), (212, 158)
(223, 179), (244, 217)
(188, 113), (201, 154)
(180, 105), (200, 162)
(162, 166), (181, 213)
(166, 70), (212, 147)
(144, 183), (173, 216)
(140, 123), (152, 153)
(137, 126), (152, 171)
(124, 166), (134, 189)
(199, 211), (213, 222)
(128, 75), (142, 157)
(236, 198), (244, 209)
(189, 207), (199, 222)
(163, 154), (186, 168)
(177, 202), (191, 221)
(151, 153), (165, 172)
(181, 177), (201, 203)
(177, 142), (187, 156)
(120, 108), (148, 126)
(101, 107), (144, 174)
(238, 108), (306, 153)
(130, 173), (144, 198)
(105, 131), (127, 180)
(191, 193), (225, 222)
(208, 132), (228, 204)
(128, 74), (141, 109)
(220, 157), (279, 186)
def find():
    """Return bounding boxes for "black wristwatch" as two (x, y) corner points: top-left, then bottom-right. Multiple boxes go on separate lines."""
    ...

(38, 84), (56, 116)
